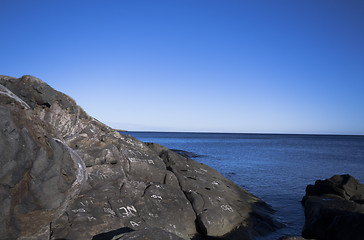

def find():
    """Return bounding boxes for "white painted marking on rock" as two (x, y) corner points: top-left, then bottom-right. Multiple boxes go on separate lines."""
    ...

(130, 221), (139, 228)
(151, 194), (163, 200)
(88, 216), (96, 221)
(103, 207), (116, 216)
(221, 205), (234, 212)
(119, 205), (137, 217)
(148, 213), (158, 218)
(72, 208), (86, 213)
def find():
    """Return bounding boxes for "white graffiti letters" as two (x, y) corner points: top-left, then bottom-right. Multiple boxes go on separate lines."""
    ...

(119, 205), (137, 217)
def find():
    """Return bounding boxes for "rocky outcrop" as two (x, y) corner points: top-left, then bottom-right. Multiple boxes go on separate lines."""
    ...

(0, 75), (281, 239)
(301, 174), (364, 240)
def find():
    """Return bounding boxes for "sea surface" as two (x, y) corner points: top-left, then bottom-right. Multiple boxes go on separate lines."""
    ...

(125, 132), (364, 239)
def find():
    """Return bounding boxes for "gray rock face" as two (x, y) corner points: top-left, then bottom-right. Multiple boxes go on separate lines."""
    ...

(302, 174), (364, 240)
(0, 77), (87, 239)
(0, 75), (280, 239)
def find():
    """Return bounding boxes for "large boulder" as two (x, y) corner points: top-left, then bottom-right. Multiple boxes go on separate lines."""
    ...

(301, 174), (364, 240)
(0, 75), (281, 239)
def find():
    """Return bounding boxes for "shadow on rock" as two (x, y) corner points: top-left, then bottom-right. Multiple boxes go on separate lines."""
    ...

(92, 227), (133, 240)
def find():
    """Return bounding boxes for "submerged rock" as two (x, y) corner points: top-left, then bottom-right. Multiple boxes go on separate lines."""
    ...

(170, 149), (205, 159)
(278, 237), (307, 240)
(301, 174), (364, 240)
(0, 75), (281, 239)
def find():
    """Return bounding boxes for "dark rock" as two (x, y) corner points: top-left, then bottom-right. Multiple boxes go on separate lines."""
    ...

(92, 227), (133, 240)
(0, 75), (281, 240)
(302, 174), (364, 240)
(302, 174), (364, 204)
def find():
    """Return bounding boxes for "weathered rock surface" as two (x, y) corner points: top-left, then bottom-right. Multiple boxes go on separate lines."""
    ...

(0, 75), (281, 239)
(301, 174), (364, 240)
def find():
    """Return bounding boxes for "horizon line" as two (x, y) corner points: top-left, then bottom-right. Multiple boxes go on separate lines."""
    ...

(118, 130), (364, 137)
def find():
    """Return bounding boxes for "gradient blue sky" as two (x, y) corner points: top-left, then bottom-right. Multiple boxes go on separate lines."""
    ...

(1, 1), (364, 134)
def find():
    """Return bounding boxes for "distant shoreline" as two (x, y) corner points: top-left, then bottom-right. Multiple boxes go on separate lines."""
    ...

(121, 130), (364, 137)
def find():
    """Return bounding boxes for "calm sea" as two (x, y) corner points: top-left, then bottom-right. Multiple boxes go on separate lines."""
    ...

(125, 132), (364, 239)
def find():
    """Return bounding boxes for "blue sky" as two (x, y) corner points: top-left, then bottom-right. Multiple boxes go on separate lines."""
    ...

(1, 1), (364, 134)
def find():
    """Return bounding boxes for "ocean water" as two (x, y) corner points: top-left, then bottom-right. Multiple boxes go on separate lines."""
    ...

(125, 132), (364, 239)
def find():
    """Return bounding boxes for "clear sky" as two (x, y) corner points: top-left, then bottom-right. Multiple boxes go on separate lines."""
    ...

(1, 0), (364, 134)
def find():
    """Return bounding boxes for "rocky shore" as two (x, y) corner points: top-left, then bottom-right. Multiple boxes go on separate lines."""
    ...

(0, 75), (281, 240)
(2, 75), (363, 240)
